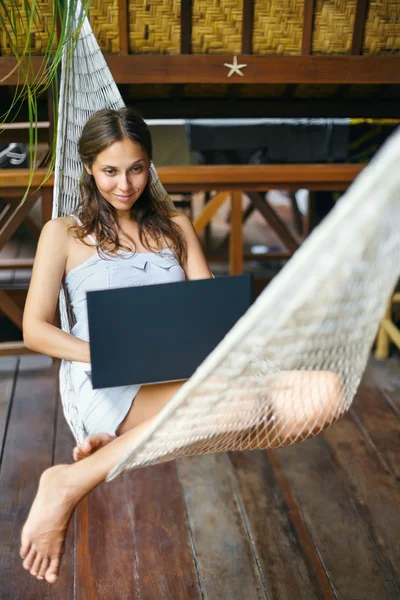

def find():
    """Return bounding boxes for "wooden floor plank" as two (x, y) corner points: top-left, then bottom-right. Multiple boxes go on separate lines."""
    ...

(366, 357), (400, 414)
(351, 384), (400, 478)
(229, 449), (331, 600)
(276, 431), (400, 600)
(51, 391), (76, 599)
(0, 356), (17, 464)
(126, 461), (202, 600)
(0, 355), (59, 600)
(178, 453), (267, 600)
(75, 473), (139, 600)
(323, 410), (400, 588)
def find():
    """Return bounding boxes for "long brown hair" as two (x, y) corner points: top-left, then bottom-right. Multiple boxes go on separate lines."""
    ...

(70, 107), (186, 264)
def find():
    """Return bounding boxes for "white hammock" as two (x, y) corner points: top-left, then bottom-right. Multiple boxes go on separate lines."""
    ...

(53, 3), (400, 481)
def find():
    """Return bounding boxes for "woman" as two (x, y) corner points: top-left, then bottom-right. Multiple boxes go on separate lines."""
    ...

(24, 107), (213, 456)
(20, 108), (344, 584)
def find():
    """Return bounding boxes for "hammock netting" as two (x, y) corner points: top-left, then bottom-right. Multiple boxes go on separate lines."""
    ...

(53, 2), (400, 481)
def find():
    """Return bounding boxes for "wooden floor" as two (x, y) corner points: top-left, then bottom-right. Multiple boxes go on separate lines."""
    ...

(1, 355), (400, 599)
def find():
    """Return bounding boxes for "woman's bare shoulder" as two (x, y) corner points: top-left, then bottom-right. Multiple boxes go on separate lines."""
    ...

(169, 210), (192, 228)
(39, 217), (77, 252)
(42, 216), (77, 236)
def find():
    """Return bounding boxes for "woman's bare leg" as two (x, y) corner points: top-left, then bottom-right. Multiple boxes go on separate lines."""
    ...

(21, 415), (161, 584)
(22, 370), (346, 584)
(73, 380), (185, 460)
(246, 370), (346, 450)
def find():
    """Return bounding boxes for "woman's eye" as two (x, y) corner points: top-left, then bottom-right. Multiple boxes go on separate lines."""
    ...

(132, 166), (142, 173)
(104, 169), (115, 175)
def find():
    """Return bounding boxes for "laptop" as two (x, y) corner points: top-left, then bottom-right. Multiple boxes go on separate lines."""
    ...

(87, 274), (253, 389)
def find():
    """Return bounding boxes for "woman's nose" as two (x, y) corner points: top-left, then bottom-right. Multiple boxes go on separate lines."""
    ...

(118, 174), (133, 191)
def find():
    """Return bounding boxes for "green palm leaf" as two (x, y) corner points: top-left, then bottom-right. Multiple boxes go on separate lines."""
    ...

(0, 0), (91, 201)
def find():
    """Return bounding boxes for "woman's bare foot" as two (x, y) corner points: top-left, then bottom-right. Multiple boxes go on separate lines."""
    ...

(20, 465), (79, 584)
(73, 433), (115, 461)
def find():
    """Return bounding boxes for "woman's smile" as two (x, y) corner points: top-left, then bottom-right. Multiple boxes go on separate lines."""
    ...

(114, 192), (135, 201)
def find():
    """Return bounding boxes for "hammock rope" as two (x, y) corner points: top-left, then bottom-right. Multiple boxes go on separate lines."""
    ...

(52, 2), (400, 480)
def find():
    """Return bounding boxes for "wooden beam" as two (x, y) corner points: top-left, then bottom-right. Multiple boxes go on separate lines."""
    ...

(381, 318), (400, 350)
(107, 55), (400, 84)
(158, 164), (366, 191)
(229, 191), (243, 275)
(129, 98), (400, 119)
(352, 0), (370, 55)
(0, 121), (50, 144)
(375, 296), (392, 359)
(302, 0), (315, 55)
(246, 192), (300, 254)
(0, 259), (34, 269)
(118, 0), (129, 56)
(180, 0), (192, 54)
(2, 55), (400, 85)
(193, 191), (230, 234)
(0, 164), (366, 191)
(0, 195), (40, 251)
(41, 187), (53, 224)
(0, 341), (36, 356)
(242, 0), (255, 54)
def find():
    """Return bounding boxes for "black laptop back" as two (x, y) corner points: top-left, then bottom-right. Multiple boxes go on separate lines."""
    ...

(87, 274), (252, 389)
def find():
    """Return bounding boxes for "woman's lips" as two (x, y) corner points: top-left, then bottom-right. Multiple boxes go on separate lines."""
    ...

(114, 193), (134, 201)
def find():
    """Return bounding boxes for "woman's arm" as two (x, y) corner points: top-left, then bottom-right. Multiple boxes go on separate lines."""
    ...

(23, 218), (91, 363)
(172, 212), (213, 280)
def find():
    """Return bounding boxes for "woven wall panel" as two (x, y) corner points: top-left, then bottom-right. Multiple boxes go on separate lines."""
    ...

(363, 0), (400, 55)
(89, 0), (120, 54)
(312, 0), (357, 54)
(191, 0), (242, 54)
(253, 0), (303, 55)
(128, 0), (180, 54)
(0, 0), (56, 55)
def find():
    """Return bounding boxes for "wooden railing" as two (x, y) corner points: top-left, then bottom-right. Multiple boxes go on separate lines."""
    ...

(0, 163), (366, 355)
(0, 164), (366, 190)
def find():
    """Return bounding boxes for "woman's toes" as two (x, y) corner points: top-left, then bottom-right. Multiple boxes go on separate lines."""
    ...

(45, 557), (60, 584)
(30, 554), (43, 576)
(23, 548), (37, 570)
(20, 541), (31, 559)
(37, 557), (49, 580)
(73, 434), (115, 461)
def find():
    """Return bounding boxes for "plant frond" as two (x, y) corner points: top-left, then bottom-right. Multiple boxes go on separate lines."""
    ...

(0, 0), (92, 202)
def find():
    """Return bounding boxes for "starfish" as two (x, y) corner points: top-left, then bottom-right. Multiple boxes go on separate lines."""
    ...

(223, 56), (248, 78)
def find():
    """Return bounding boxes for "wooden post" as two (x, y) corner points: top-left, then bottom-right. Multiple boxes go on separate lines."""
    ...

(302, 0), (315, 55)
(229, 191), (243, 275)
(180, 0), (193, 54)
(375, 295), (392, 360)
(41, 187), (53, 224)
(118, 0), (129, 55)
(242, 0), (254, 54)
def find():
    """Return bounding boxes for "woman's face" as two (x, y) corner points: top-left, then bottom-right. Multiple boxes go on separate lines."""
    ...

(86, 138), (150, 215)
